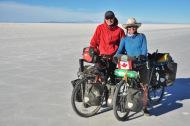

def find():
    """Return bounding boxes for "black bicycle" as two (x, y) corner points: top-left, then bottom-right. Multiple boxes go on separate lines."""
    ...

(113, 56), (146, 121)
(148, 50), (177, 104)
(113, 52), (177, 121)
(71, 56), (117, 117)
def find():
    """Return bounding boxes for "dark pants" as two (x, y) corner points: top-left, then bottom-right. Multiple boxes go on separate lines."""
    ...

(134, 63), (149, 85)
(133, 63), (149, 109)
(95, 58), (116, 84)
(107, 61), (116, 83)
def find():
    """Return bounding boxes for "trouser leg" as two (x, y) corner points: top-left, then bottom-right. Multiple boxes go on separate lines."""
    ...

(143, 85), (148, 109)
(107, 61), (116, 84)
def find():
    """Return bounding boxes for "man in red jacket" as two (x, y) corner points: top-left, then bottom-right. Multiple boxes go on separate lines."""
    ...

(90, 11), (125, 55)
(90, 11), (125, 84)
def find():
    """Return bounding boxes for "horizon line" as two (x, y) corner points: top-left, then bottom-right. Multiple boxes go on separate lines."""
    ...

(0, 21), (190, 24)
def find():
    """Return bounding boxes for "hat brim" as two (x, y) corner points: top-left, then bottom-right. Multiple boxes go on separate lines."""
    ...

(122, 23), (141, 29)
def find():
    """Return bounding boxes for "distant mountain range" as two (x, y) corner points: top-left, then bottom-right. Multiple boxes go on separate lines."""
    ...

(39, 20), (190, 24)
(40, 20), (99, 23)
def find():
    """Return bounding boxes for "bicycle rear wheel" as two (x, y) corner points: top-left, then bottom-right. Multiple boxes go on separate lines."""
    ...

(148, 84), (165, 104)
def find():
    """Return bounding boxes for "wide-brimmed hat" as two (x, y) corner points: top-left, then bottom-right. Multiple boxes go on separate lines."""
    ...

(122, 18), (141, 29)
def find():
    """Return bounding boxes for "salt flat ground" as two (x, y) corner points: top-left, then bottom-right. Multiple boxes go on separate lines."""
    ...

(0, 23), (190, 126)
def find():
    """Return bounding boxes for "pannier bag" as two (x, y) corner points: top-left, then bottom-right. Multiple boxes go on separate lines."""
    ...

(148, 52), (177, 86)
(71, 79), (82, 102)
(148, 53), (172, 63)
(166, 62), (177, 86)
(157, 53), (172, 63)
(83, 47), (97, 63)
(84, 83), (103, 106)
(126, 88), (143, 112)
(155, 53), (177, 86)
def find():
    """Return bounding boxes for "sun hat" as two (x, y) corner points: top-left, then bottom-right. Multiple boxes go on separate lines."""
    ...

(122, 18), (141, 29)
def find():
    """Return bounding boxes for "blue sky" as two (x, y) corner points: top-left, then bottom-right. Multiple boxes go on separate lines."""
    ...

(0, 0), (190, 23)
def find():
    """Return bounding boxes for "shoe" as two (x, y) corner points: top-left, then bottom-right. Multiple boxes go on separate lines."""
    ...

(143, 108), (150, 116)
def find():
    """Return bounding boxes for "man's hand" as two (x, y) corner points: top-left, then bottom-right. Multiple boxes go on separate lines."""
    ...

(139, 55), (147, 61)
(113, 55), (119, 64)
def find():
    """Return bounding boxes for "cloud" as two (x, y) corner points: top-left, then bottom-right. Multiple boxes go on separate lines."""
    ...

(0, 2), (104, 22)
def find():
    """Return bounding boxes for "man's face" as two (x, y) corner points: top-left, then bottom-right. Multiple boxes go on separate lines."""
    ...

(105, 18), (115, 26)
(127, 26), (137, 34)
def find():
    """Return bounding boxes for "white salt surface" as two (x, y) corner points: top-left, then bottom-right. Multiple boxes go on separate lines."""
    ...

(0, 23), (190, 126)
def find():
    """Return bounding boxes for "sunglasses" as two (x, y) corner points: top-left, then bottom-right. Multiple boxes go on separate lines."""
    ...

(127, 26), (138, 29)
(105, 16), (115, 20)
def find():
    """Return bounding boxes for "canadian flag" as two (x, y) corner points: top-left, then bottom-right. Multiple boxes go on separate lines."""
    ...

(117, 61), (132, 70)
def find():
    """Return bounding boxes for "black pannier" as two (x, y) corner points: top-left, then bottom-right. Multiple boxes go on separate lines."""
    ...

(148, 52), (177, 86)
(148, 53), (172, 64)
(166, 61), (177, 86)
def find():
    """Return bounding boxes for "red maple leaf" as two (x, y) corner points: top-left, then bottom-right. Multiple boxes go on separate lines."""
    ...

(121, 63), (127, 67)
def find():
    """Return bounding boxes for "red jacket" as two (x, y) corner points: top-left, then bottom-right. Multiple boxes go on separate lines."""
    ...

(90, 22), (125, 56)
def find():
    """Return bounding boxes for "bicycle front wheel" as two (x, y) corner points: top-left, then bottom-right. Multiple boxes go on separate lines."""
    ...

(71, 79), (101, 117)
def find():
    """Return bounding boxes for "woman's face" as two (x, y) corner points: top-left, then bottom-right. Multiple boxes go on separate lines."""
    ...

(127, 26), (137, 35)
(105, 18), (115, 26)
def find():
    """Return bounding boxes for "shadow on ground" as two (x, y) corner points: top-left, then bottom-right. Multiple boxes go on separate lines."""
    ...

(150, 78), (190, 116)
